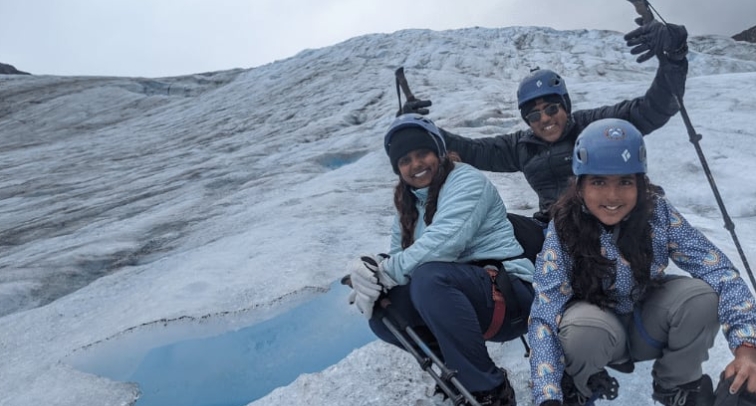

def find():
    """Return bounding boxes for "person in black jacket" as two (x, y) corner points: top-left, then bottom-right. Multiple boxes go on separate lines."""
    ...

(403, 20), (689, 226)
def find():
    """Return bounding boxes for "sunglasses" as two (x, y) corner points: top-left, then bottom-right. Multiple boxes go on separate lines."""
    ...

(525, 103), (561, 124)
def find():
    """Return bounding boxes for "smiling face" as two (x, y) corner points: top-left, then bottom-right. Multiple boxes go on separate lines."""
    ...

(580, 174), (638, 226)
(397, 149), (439, 189)
(526, 98), (569, 143)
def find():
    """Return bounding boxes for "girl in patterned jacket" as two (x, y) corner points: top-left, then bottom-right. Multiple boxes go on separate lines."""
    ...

(346, 114), (535, 406)
(527, 118), (756, 406)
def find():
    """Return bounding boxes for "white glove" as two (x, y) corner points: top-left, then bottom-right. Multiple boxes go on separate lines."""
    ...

(348, 289), (378, 320)
(346, 254), (397, 319)
(360, 254), (398, 290)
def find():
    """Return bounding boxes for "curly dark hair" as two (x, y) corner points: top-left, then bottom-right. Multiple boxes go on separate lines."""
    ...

(550, 174), (662, 309)
(394, 156), (456, 249)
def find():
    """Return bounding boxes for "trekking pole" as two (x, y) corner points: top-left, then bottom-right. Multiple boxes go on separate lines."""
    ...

(627, 0), (756, 289)
(342, 275), (481, 406)
(676, 101), (756, 288)
(378, 299), (481, 406)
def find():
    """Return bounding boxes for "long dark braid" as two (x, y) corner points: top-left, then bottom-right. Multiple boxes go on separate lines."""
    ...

(394, 157), (455, 249)
(551, 174), (660, 309)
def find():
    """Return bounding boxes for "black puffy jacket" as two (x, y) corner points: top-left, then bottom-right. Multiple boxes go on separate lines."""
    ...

(442, 58), (688, 223)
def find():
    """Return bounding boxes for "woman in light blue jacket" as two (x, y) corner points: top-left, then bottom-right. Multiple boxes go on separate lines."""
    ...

(347, 114), (534, 406)
(528, 119), (756, 406)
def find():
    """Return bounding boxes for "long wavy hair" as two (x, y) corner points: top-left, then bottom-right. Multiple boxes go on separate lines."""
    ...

(550, 174), (662, 309)
(394, 152), (458, 249)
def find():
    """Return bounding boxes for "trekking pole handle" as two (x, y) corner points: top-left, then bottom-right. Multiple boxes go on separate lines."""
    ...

(627, 0), (655, 24)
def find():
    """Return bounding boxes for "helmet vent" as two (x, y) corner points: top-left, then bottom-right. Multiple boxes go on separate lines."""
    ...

(577, 148), (588, 164)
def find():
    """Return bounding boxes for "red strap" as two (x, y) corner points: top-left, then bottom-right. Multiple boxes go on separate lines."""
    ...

(483, 267), (506, 340)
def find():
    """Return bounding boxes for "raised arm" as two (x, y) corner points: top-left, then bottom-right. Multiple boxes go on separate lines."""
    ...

(577, 21), (689, 135)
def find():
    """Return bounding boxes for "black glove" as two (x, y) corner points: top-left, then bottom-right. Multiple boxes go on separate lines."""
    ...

(714, 372), (756, 406)
(397, 99), (432, 117)
(539, 401), (562, 406)
(624, 20), (688, 63)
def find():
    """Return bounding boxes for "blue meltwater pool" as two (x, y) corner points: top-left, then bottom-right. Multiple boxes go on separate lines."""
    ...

(72, 280), (375, 406)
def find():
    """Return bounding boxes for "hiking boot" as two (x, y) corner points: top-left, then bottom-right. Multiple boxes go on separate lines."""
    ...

(652, 374), (714, 406)
(473, 369), (517, 406)
(562, 369), (619, 406)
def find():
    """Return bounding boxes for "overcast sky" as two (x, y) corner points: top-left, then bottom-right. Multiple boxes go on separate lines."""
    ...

(2, 0), (755, 78)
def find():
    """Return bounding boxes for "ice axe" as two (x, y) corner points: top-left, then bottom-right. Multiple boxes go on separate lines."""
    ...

(341, 274), (482, 406)
(395, 67), (417, 104)
(626, 0), (756, 290)
(394, 67), (414, 116)
(394, 67), (432, 117)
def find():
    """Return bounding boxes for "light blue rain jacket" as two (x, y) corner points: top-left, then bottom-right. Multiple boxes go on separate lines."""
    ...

(381, 162), (534, 285)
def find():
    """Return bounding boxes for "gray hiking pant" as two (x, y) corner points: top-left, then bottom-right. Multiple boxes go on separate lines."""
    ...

(559, 276), (720, 397)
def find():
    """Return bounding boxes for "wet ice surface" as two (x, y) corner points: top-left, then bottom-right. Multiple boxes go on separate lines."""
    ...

(0, 26), (755, 406)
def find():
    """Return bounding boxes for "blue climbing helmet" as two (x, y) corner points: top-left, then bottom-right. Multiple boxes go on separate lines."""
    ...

(383, 113), (446, 164)
(517, 68), (572, 118)
(572, 118), (647, 176)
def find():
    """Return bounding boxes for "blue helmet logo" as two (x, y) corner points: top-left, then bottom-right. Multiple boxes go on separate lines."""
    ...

(621, 149), (632, 163)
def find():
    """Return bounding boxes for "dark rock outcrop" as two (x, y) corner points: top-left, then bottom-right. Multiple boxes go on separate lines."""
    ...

(0, 62), (30, 75)
(733, 26), (756, 43)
